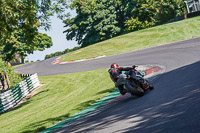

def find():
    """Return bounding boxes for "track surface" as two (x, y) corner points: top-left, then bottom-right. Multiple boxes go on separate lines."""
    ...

(15, 37), (200, 133)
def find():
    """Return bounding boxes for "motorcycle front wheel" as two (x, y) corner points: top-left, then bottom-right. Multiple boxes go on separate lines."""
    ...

(125, 81), (144, 97)
(144, 79), (154, 90)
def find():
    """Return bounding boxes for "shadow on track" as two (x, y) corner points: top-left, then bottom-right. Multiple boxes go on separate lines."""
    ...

(21, 87), (116, 133)
(62, 61), (200, 133)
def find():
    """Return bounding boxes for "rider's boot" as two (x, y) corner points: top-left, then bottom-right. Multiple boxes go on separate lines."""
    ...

(118, 85), (127, 95)
(142, 83), (149, 91)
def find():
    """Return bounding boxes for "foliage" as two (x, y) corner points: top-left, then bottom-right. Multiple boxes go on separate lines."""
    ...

(125, 17), (144, 31)
(64, 0), (142, 47)
(0, 31), (53, 63)
(114, 0), (138, 33)
(44, 46), (81, 59)
(125, 0), (186, 32)
(0, 59), (22, 90)
(64, 0), (123, 47)
(0, 0), (51, 44)
(64, 0), (186, 47)
(0, 0), (71, 62)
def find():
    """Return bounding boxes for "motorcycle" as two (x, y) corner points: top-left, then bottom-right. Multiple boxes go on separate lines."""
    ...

(115, 66), (154, 97)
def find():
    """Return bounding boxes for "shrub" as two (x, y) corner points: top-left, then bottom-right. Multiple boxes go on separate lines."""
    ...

(0, 59), (22, 90)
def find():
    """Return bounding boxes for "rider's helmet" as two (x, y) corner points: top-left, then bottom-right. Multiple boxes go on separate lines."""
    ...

(110, 63), (119, 68)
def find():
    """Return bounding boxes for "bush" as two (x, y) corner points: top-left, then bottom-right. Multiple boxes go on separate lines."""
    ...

(0, 59), (22, 90)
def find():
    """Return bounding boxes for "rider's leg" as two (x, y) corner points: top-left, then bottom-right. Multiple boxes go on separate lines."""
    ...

(116, 74), (127, 95)
(125, 70), (136, 77)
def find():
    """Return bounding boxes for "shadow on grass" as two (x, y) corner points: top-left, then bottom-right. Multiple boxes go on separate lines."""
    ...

(20, 87), (117, 133)
(34, 89), (49, 97)
(72, 87), (116, 112)
(3, 100), (31, 115)
(96, 87), (115, 95)
(72, 88), (115, 112)
(21, 113), (70, 133)
(73, 100), (97, 111)
(4, 89), (50, 114)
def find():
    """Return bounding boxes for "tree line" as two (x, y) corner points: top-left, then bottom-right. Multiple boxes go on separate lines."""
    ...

(45, 46), (81, 59)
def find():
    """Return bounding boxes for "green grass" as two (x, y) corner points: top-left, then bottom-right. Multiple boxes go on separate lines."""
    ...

(0, 69), (115, 133)
(59, 16), (200, 62)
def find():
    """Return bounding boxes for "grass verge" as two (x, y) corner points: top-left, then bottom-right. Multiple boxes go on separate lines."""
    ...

(59, 16), (200, 62)
(0, 69), (114, 133)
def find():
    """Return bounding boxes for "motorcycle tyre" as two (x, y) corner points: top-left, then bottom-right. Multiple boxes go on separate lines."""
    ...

(144, 79), (154, 90)
(125, 82), (144, 97)
(149, 84), (154, 90)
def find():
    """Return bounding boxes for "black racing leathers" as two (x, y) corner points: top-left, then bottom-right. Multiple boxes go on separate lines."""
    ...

(108, 67), (133, 95)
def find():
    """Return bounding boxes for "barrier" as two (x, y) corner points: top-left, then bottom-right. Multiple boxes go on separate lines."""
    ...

(166, 11), (200, 24)
(0, 73), (40, 114)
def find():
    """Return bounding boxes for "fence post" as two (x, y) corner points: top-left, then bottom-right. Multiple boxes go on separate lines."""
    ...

(3, 70), (10, 89)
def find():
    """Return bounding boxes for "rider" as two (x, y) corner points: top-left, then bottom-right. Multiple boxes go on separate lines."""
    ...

(108, 63), (136, 95)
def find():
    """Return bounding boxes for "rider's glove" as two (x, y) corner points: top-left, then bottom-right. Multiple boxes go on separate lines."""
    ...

(132, 65), (136, 69)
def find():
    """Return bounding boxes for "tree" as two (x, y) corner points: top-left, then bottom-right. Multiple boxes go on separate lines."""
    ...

(125, 0), (186, 32)
(1, 31), (52, 63)
(64, 0), (143, 47)
(124, 0), (157, 32)
(64, 0), (186, 46)
(154, 0), (186, 23)
(0, 0), (70, 62)
(114, 0), (138, 33)
(0, 0), (53, 45)
(64, 0), (123, 47)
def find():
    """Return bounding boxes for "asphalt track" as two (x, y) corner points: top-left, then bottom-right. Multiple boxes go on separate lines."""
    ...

(15, 37), (200, 133)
